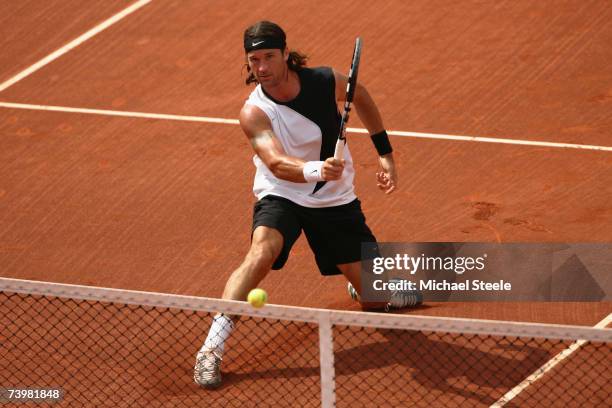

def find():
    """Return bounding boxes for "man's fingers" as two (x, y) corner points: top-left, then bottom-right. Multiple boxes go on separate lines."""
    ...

(322, 160), (345, 180)
(377, 172), (391, 184)
(325, 157), (345, 168)
(376, 179), (390, 188)
(376, 171), (396, 194)
(377, 183), (395, 193)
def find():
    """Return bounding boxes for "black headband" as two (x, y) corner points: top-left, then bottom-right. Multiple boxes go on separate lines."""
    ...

(244, 36), (286, 52)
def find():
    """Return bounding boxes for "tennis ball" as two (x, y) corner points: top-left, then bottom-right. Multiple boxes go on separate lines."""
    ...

(247, 288), (268, 308)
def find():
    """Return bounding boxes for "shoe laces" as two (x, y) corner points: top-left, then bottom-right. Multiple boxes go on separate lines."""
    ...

(195, 350), (221, 379)
(385, 290), (421, 311)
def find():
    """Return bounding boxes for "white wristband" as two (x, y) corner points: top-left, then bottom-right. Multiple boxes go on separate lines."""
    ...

(302, 161), (325, 182)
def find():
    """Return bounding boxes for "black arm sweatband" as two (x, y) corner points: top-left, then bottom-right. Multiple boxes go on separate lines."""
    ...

(370, 130), (393, 156)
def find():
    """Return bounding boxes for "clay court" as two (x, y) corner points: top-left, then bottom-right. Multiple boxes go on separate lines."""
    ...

(1, 0), (610, 406)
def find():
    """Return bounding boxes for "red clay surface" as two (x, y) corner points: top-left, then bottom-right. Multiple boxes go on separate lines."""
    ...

(2, 1), (612, 145)
(0, 0), (611, 406)
(1, 108), (610, 322)
(1, 109), (610, 324)
(0, 0), (132, 82)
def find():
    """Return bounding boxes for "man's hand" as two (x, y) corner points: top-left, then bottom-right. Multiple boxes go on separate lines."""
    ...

(376, 154), (397, 194)
(322, 157), (345, 181)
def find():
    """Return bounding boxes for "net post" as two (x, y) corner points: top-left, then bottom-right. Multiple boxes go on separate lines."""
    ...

(318, 312), (336, 408)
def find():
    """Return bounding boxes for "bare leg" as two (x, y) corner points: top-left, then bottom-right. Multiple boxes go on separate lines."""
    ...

(337, 261), (387, 310)
(194, 226), (284, 388)
(222, 226), (284, 301)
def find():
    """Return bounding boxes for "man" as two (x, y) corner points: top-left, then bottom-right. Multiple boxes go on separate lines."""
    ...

(194, 20), (421, 389)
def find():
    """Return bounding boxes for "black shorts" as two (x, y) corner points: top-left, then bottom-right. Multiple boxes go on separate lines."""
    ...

(252, 195), (377, 276)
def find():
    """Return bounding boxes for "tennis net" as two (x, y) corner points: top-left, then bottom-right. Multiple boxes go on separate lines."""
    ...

(1, 277), (610, 407)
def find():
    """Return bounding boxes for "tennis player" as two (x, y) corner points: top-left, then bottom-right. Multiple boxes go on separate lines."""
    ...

(194, 20), (421, 389)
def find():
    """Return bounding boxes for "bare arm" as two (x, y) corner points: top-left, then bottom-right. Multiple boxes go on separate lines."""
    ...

(239, 104), (343, 182)
(333, 70), (397, 194)
(333, 70), (385, 135)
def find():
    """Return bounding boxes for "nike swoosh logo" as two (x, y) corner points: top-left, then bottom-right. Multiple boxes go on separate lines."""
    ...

(310, 170), (318, 174)
(252, 40), (265, 46)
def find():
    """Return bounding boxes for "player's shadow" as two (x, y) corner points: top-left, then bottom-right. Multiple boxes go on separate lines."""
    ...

(222, 328), (554, 407)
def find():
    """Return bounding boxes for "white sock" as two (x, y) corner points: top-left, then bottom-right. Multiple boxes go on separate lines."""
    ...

(201, 313), (234, 355)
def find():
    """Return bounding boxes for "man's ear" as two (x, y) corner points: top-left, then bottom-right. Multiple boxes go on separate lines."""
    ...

(284, 47), (289, 61)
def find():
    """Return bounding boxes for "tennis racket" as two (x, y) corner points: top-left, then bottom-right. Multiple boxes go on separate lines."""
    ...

(334, 37), (362, 161)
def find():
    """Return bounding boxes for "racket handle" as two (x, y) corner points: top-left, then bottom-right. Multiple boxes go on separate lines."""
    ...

(334, 139), (345, 160)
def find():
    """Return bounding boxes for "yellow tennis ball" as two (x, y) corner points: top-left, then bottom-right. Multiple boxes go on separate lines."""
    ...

(247, 288), (268, 308)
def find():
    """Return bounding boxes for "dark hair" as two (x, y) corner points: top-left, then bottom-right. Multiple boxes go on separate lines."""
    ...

(243, 21), (308, 85)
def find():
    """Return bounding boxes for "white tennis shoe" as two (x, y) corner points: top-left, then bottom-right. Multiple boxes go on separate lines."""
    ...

(194, 347), (223, 389)
(348, 280), (423, 311)
(347, 281), (360, 301)
(385, 278), (423, 311)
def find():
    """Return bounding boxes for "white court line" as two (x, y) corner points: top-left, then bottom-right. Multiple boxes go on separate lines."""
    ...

(490, 313), (612, 407)
(0, 0), (152, 93)
(0, 101), (611, 152)
(349, 127), (612, 152)
(0, 101), (238, 125)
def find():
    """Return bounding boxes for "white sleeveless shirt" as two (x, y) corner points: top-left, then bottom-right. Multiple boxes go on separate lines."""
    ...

(244, 67), (357, 208)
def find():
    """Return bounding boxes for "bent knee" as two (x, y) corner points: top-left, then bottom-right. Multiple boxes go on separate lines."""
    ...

(246, 241), (281, 268)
